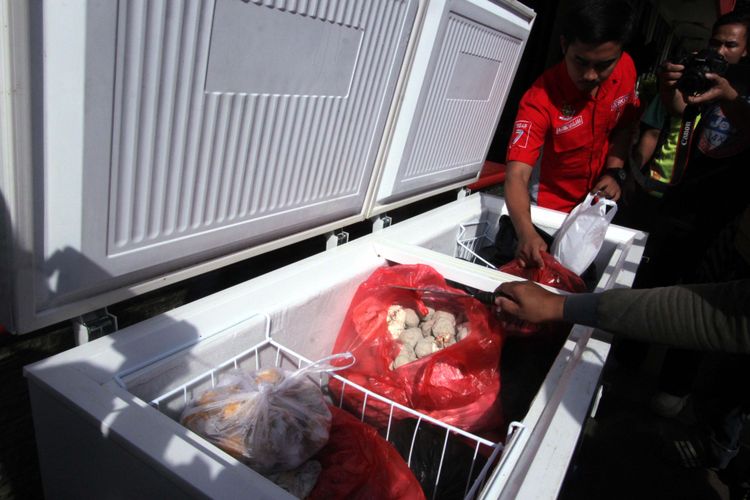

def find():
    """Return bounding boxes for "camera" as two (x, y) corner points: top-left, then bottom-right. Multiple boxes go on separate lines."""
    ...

(676, 48), (730, 96)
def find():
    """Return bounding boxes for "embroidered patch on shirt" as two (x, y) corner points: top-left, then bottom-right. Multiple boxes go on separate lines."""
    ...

(511, 120), (531, 148)
(611, 93), (631, 111)
(554, 115), (583, 135)
(559, 103), (576, 120)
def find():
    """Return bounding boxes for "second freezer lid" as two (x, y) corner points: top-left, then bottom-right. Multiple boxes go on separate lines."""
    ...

(368, 0), (534, 215)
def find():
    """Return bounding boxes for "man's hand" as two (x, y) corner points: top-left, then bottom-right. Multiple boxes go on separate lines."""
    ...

(516, 231), (547, 269)
(592, 173), (622, 200)
(659, 61), (685, 91)
(494, 281), (565, 323)
(505, 161), (544, 268)
(659, 61), (688, 114)
(685, 73), (739, 105)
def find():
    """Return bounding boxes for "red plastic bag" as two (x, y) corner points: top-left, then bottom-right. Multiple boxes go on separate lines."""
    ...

(308, 406), (425, 500)
(498, 251), (586, 335)
(329, 264), (504, 435)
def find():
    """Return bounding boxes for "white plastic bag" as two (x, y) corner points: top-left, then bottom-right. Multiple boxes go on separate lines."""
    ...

(551, 192), (617, 275)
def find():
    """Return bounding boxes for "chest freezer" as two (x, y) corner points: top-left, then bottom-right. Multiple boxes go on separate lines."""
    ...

(7, 0), (648, 497)
(25, 192), (646, 499)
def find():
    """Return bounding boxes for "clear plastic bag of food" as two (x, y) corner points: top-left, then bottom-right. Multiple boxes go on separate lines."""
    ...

(180, 353), (354, 475)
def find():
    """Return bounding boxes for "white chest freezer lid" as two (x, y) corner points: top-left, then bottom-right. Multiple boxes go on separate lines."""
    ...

(1, 0), (534, 334)
(3, 0), (418, 333)
(366, 0), (534, 215)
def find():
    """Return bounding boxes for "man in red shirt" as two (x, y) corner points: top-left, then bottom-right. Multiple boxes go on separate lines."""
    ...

(505, 0), (640, 268)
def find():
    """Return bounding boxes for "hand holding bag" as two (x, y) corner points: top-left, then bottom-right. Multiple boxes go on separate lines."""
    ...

(551, 192), (617, 275)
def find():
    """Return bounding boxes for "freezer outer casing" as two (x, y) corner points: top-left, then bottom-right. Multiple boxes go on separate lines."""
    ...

(25, 194), (647, 499)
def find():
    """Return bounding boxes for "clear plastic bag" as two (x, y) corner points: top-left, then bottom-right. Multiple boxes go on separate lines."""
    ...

(180, 353), (354, 475)
(551, 192), (617, 275)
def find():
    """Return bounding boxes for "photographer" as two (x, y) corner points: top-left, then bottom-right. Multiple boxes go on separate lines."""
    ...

(661, 12), (750, 161)
(622, 11), (750, 289)
(616, 9), (750, 400)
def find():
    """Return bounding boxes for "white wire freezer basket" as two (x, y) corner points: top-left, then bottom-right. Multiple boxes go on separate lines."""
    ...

(114, 313), (514, 500)
(455, 221), (497, 269)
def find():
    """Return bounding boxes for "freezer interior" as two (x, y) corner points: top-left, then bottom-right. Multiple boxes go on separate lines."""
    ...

(26, 193), (645, 499)
(120, 324), (504, 499)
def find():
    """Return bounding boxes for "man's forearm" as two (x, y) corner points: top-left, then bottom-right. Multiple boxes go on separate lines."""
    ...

(504, 161), (535, 236)
(605, 124), (636, 169)
(661, 87), (687, 116)
(563, 280), (750, 353)
(634, 129), (660, 167)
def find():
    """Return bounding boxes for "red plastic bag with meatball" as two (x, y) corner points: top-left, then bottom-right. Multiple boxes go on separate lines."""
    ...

(329, 264), (504, 436)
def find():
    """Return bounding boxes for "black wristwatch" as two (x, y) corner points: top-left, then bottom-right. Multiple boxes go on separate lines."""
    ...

(604, 167), (627, 187)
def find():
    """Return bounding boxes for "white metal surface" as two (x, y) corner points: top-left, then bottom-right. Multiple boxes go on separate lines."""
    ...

(3, 0), (654, 496)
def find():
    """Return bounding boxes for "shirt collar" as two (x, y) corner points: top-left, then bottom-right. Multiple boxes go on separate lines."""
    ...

(554, 60), (591, 103)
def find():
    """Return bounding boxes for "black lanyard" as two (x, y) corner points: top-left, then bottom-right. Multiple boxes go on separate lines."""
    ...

(630, 104), (700, 192)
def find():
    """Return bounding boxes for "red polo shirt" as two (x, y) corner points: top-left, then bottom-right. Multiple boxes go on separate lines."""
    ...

(506, 52), (639, 212)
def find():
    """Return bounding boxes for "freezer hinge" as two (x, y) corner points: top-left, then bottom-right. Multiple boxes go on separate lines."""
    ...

(325, 230), (349, 250)
(371, 214), (392, 232)
(72, 307), (118, 345)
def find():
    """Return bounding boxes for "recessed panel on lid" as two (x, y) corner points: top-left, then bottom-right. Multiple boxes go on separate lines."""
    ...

(374, 2), (529, 206)
(206, 3), (362, 96)
(402, 14), (517, 179)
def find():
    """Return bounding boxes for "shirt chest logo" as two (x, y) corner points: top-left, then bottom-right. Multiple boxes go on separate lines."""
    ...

(611, 93), (631, 111)
(555, 115), (583, 135)
(558, 103), (577, 120)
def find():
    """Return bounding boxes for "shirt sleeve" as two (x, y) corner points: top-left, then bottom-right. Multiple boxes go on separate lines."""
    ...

(506, 83), (550, 166)
(563, 280), (750, 353)
(613, 52), (641, 129)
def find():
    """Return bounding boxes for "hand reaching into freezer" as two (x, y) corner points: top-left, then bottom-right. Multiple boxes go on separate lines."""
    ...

(493, 281), (564, 323)
(516, 230), (547, 269)
(494, 278), (750, 354)
(493, 253), (586, 336)
(505, 160), (547, 269)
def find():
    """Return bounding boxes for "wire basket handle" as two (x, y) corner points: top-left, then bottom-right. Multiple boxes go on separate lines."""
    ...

(291, 352), (355, 378)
